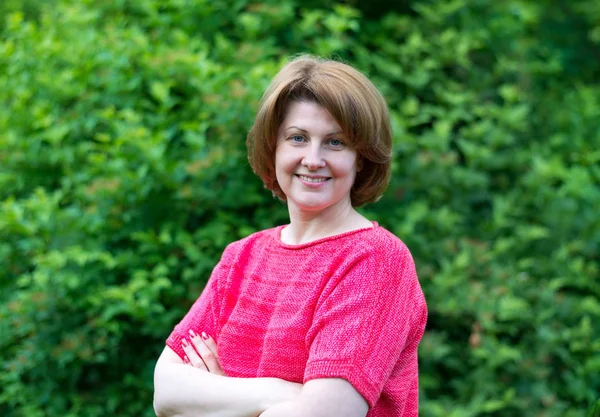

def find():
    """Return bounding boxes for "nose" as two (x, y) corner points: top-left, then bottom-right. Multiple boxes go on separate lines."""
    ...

(302, 142), (326, 171)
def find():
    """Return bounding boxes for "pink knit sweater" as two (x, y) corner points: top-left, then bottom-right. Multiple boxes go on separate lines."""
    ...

(167, 222), (427, 416)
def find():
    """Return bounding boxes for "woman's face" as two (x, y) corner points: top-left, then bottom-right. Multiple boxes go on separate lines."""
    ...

(275, 101), (359, 215)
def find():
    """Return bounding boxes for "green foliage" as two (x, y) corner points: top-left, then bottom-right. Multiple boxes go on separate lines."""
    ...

(1, 0), (598, 416)
(589, 398), (600, 417)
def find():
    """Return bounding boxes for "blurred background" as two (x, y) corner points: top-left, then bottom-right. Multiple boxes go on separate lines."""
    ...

(1, 0), (599, 416)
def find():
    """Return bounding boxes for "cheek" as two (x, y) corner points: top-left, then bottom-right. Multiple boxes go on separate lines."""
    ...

(274, 148), (284, 171)
(274, 153), (287, 175)
(275, 148), (300, 172)
(332, 155), (358, 179)
(274, 152), (294, 186)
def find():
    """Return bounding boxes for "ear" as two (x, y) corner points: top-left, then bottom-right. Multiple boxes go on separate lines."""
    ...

(356, 157), (364, 173)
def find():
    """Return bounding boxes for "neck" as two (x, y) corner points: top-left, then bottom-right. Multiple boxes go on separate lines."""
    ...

(282, 199), (372, 245)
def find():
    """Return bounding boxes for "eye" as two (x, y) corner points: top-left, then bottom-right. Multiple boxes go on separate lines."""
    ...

(328, 139), (344, 147)
(289, 135), (305, 143)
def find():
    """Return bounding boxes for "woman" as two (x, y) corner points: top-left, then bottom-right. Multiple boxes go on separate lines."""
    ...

(153, 55), (428, 417)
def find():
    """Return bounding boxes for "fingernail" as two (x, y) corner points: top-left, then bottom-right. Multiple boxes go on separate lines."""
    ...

(184, 355), (189, 364)
(182, 339), (189, 347)
(189, 329), (197, 338)
(202, 331), (209, 340)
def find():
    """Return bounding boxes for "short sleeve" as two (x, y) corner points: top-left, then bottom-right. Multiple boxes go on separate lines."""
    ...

(166, 249), (233, 360)
(303, 244), (427, 407)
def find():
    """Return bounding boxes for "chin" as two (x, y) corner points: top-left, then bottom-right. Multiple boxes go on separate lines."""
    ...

(294, 201), (329, 212)
(290, 196), (346, 213)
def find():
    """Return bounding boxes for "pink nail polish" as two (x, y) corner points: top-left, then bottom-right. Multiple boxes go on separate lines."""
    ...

(201, 332), (209, 340)
(189, 329), (197, 338)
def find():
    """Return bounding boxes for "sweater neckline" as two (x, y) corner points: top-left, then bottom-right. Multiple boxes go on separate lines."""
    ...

(272, 221), (379, 250)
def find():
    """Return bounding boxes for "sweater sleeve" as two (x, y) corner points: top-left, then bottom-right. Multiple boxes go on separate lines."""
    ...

(165, 246), (234, 360)
(303, 243), (427, 408)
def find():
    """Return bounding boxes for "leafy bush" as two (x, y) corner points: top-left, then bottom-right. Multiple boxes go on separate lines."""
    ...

(1, 0), (598, 416)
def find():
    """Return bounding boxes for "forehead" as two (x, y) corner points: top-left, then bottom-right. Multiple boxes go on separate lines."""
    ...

(279, 101), (342, 133)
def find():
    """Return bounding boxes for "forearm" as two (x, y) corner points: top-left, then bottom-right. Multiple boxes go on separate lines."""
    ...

(259, 379), (368, 417)
(258, 398), (308, 417)
(259, 398), (342, 417)
(154, 361), (302, 417)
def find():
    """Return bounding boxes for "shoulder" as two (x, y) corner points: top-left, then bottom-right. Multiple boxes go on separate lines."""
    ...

(357, 226), (428, 321)
(364, 225), (409, 252)
(342, 226), (424, 302)
(347, 225), (414, 267)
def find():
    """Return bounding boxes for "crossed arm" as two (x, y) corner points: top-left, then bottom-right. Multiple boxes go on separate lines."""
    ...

(153, 331), (369, 417)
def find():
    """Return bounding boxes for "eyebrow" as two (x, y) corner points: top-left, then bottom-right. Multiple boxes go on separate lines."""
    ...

(284, 126), (345, 136)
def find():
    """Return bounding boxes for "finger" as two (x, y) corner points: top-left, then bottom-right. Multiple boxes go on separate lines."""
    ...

(181, 338), (207, 371)
(189, 330), (224, 376)
(201, 332), (219, 358)
(201, 332), (225, 376)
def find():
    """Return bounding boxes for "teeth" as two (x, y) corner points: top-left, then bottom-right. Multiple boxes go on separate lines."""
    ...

(298, 175), (328, 183)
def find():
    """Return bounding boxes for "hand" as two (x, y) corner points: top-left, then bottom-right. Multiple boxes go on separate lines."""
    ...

(181, 329), (226, 376)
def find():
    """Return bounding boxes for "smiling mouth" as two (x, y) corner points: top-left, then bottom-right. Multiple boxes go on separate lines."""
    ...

(296, 175), (330, 183)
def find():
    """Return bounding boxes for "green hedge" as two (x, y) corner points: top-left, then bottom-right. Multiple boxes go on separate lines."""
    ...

(1, 0), (598, 416)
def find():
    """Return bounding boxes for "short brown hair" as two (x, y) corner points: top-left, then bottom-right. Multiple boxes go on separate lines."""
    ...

(246, 55), (392, 207)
